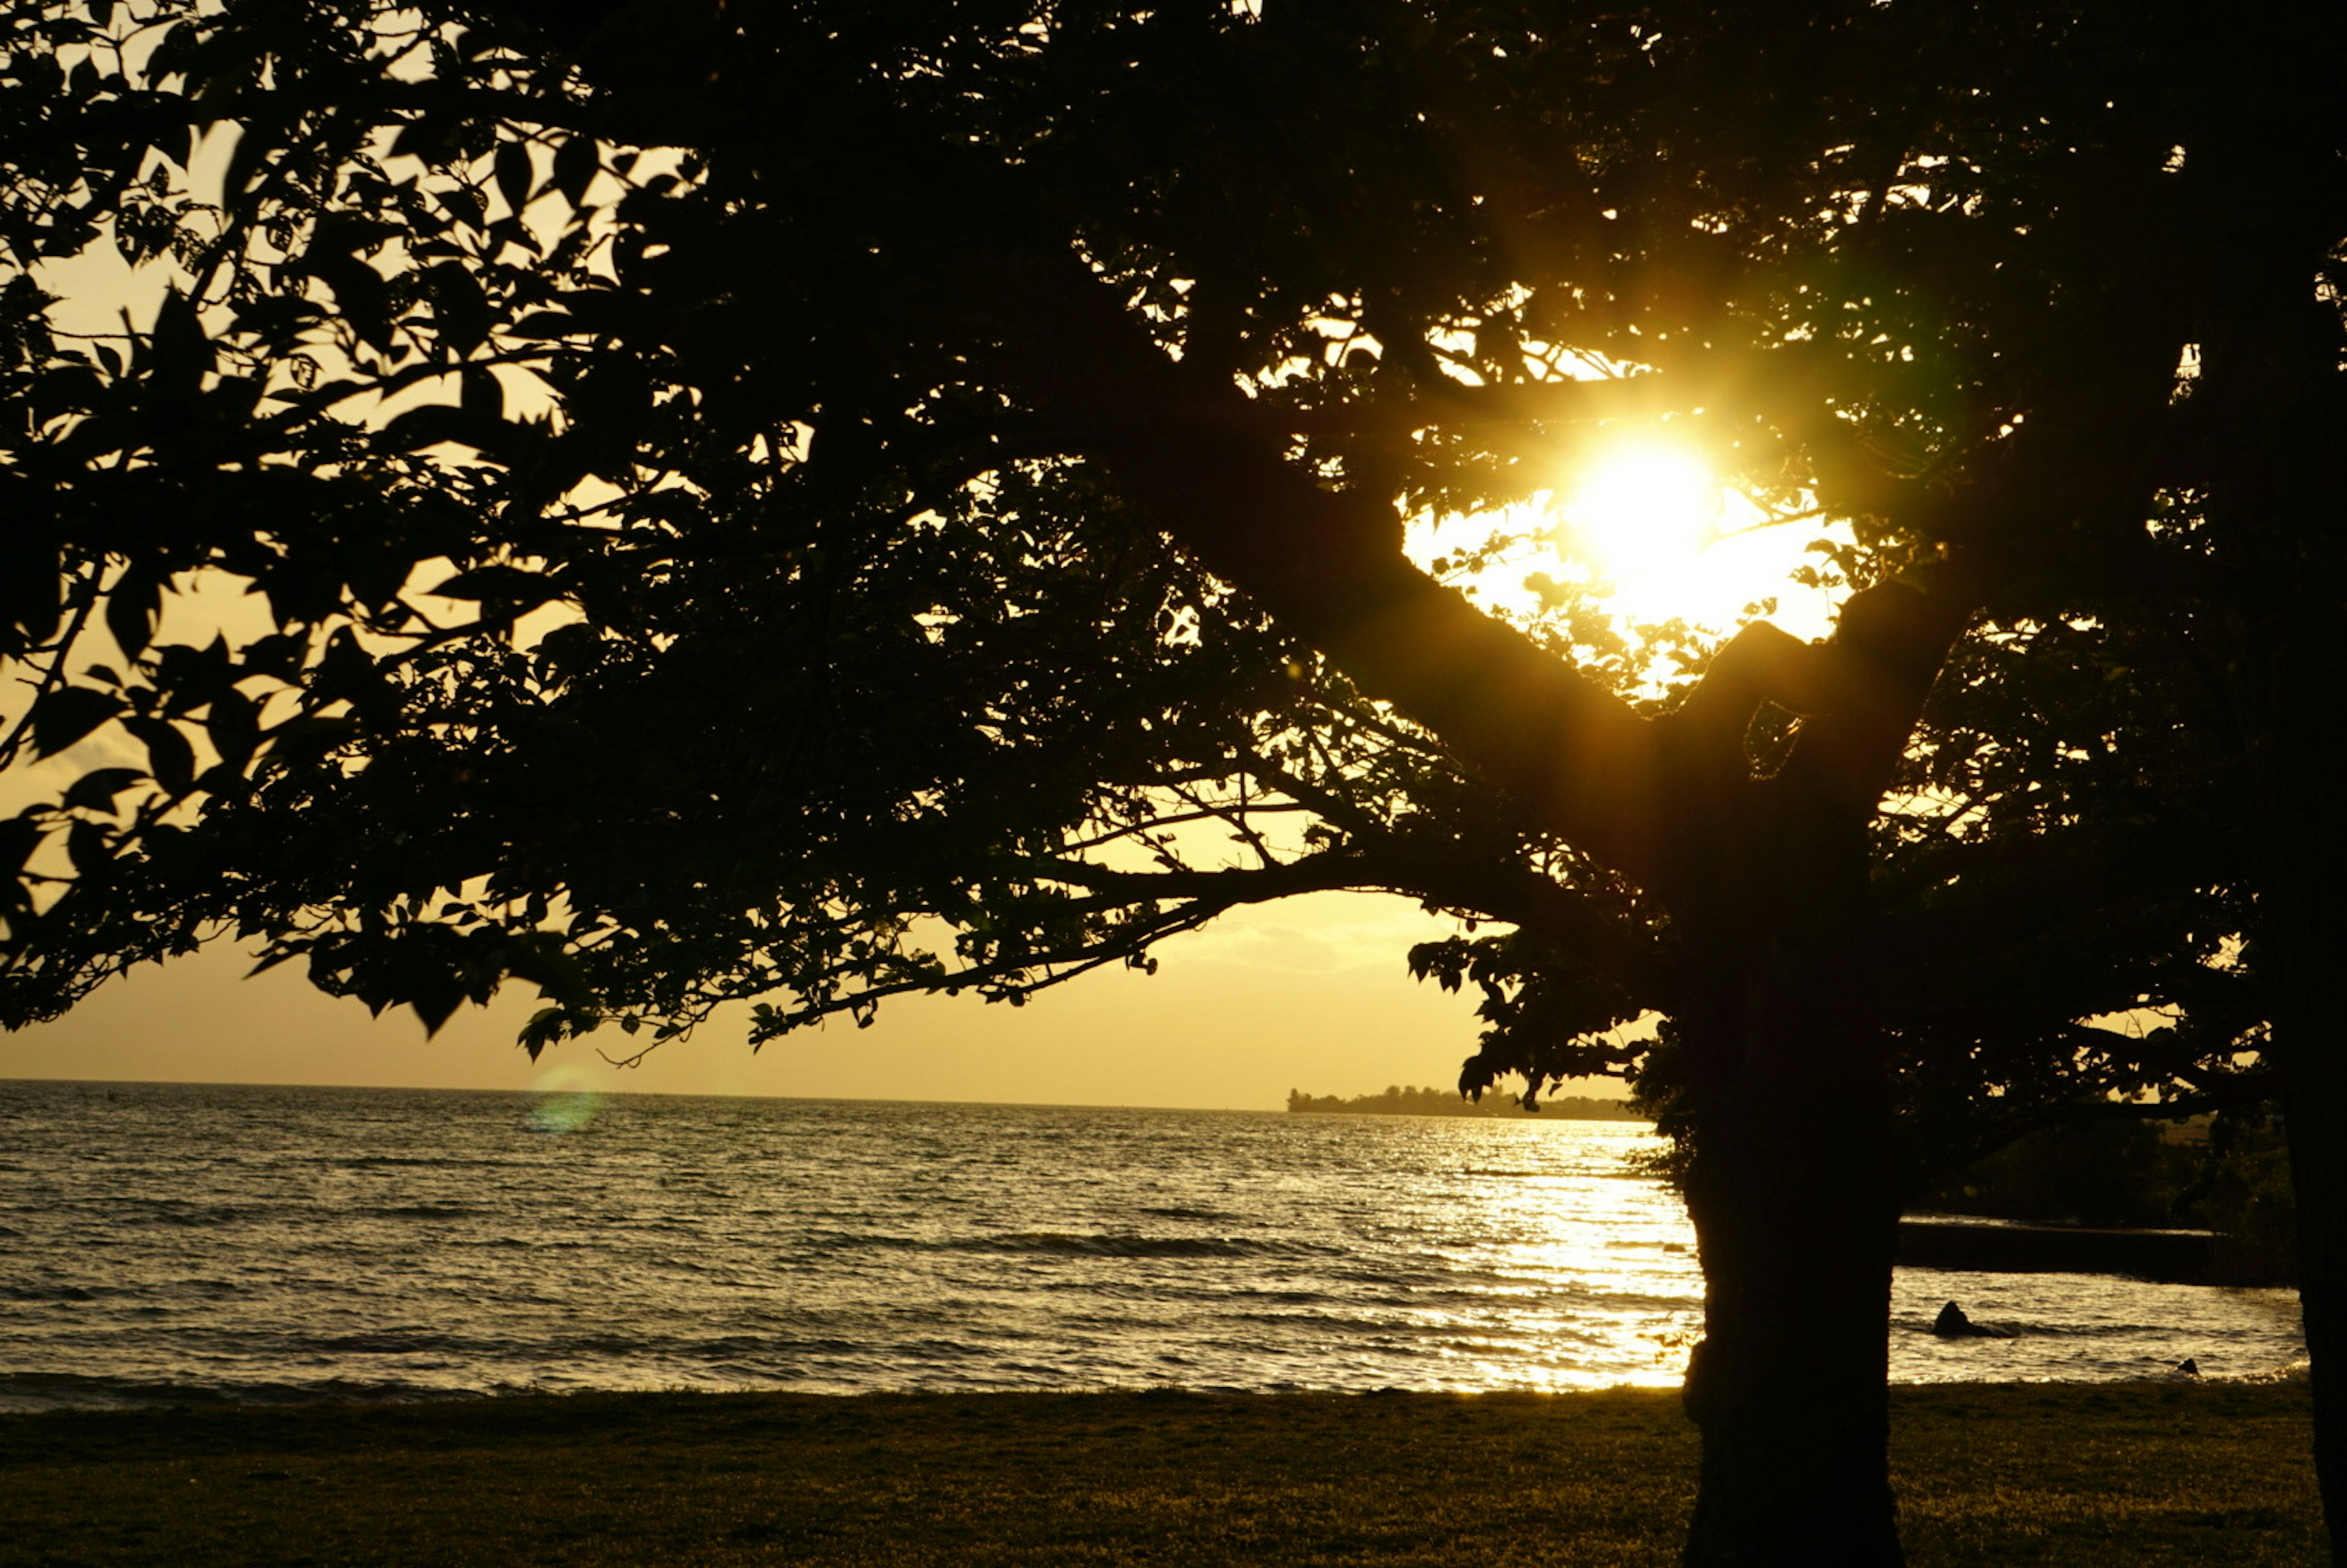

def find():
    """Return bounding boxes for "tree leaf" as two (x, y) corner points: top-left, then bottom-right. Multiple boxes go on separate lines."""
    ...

(411, 984), (464, 1036)
(0, 816), (43, 879)
(493, 138), (535, 216)
(0, 532), (63, 652)
(459, 364), (503, 421)
(518, 1005), (575, 1061)
(122, 714), (196, 794)
(428, 262), (491, 357)
(311, 257), (394, 353)
(260, 714), (361, 769)
(61, 766), (146, 811)
(509, 311), (578, 339)
(104, 567), (161, 661)
(29, 687), (122, 760)
(551, 135), (598, 208)
(428, 564), (558, 611)
(64, 818), (113, 874)
(205, 687), (260, 774)
(144, 287), (214, 398)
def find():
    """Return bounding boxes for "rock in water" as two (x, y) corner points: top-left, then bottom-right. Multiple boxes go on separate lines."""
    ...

(1932, 1300), (2018, 1339)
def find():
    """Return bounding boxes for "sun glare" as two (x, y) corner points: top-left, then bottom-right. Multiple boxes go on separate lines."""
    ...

(1409, 437), (1846, 668)
(1562, 443), (1723, 599)
(1542, 438), (1846, 640)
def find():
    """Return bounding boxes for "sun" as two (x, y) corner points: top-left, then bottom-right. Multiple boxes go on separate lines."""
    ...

(1562, 442), (1723, 595)
(1407, 438), (1844, 653)
(1548, 440), (1840, 639)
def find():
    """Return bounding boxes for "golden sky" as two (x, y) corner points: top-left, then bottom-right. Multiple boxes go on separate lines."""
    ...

(6, 163), (1820, 1111)
(0, 892), (1574, 1108)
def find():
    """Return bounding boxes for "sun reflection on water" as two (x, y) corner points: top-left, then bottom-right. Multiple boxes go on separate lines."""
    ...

(4, 1086), (2297, 1407)
(1428, 1157), (1705, 1390)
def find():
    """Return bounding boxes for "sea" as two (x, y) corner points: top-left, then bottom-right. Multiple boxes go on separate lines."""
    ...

(0, 1079), (2307, 1412)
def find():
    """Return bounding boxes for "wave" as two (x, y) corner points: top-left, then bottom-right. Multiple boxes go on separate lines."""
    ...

(961, 1233), (1335, 1260)
(0, 1369), (485, 1411)
(335, 1155), (479, 1170)
(771, 1229), (1342, 1261)
(0, 1082), (2301, 1403)
(1, 1283), (99, 1302)
(120, 1205), (252, 1228)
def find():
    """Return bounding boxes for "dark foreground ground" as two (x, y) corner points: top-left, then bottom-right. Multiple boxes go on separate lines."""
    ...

(0, 1383), (2321, 1566)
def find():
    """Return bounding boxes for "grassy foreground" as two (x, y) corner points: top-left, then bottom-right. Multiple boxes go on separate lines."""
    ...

(0, 1382), (2323, 1567)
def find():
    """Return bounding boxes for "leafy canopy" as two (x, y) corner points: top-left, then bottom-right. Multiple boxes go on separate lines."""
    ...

(0, 1), (2272, 1138)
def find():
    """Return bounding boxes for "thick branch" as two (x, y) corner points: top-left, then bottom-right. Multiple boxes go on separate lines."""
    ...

(1032, 846), (1662, 995)
(960, 244), (1669, 881)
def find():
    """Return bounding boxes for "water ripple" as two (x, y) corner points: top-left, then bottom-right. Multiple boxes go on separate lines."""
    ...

(0, 1080), (2305, 1411)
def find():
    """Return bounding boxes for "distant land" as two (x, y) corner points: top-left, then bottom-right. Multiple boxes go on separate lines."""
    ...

(1286, 1085), (1650, 1121)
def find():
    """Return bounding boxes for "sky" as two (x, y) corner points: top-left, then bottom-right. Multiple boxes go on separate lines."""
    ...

(0, 138), (1793, 1113)
(0, 560), (1639, 1110)
(0, 891), (1606, 1110)
(0, 332), (1733, 1113)
(5, 233), (1569, 1108)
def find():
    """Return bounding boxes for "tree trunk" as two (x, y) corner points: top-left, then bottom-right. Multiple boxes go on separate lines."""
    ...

(2275, 1000), (2347, 1563)
(2198, 129), (2347, 1555)
(2255, 678), (2347, 1564)
(1669, 788), (1905, 1566)
(1680, 1113), (1903, 1566)
(974, 227), (1959, 1566)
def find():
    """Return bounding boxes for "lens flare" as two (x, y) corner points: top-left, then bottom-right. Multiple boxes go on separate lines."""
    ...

(528, 1062), (604, 1134)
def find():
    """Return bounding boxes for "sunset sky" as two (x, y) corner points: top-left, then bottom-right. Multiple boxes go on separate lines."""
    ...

(0, 168), (1803, 1115)
(0, 890), (1600, 1110)
(0, 353), (1703, 1116)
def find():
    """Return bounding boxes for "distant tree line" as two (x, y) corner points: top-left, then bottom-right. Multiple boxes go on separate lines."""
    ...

(1287, 1085), (1648, 1122)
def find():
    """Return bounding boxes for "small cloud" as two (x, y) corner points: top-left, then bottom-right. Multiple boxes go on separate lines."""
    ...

(1233, 926), (1340, 972)
(1168, 893), (1482, 976)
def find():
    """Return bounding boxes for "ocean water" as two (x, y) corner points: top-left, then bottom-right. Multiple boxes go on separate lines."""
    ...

(0, 1079), (2305, 1410)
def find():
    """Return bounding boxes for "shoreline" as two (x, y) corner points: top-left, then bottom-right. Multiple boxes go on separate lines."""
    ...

(2, 1383), (2321, 1566)
(0, 1362), (2306, 1421)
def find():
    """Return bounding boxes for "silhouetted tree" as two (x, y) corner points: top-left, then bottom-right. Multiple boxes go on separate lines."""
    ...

(3, 5), (2340, 1563)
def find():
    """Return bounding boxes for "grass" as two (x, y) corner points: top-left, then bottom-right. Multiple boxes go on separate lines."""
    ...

(0, 1382), (2323, 1566)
